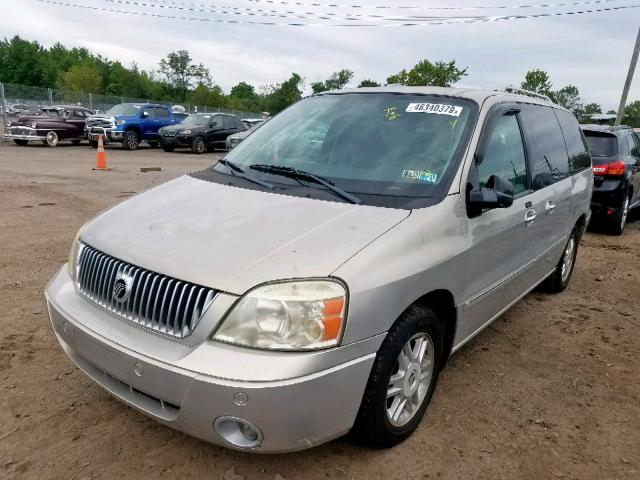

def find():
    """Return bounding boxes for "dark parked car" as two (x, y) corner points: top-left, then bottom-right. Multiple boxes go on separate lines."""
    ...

(158, 113), (245, 153)
(6, 105), (93, 147)
(581, 125), (640, 234)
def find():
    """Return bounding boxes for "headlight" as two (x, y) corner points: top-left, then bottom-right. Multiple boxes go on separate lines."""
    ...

(213, 280), (347, 351)
(116, 119), (126, 126)
(31, 122), (37, 129)
(179, 129), (192, 135)
(67, 228), (84, 282)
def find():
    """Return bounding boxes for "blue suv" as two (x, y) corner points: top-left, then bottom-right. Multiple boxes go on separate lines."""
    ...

(85, 103), (177, 150)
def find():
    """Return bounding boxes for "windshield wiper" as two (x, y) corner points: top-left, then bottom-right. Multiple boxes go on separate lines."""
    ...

(249, 164), (362, 205)
(218, 159), (274, 190)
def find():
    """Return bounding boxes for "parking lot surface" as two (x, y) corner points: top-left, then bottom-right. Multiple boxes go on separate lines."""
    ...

(1, 142), (639, 479)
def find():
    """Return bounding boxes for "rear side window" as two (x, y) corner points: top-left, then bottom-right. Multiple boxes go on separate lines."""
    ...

(584, 132), (618, 157)
(477, 113), (528, 196)
(155, 107), (169, 119)
(520, 105), (569, 189)
(554, 109), (591, 173)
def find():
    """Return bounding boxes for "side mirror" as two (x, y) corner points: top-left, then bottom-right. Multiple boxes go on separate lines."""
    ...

(468, 175), (515, 211)
(631, 146), (640, 158)
(141, 111), (149, 118)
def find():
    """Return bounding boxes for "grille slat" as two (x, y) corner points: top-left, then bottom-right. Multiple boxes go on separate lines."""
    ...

(76, 244), (215, 339)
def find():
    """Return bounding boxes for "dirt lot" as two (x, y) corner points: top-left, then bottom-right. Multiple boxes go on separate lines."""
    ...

(1, 141), (639, 480)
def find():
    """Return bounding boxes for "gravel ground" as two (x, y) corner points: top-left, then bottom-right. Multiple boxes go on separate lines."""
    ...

(1, 141), (639, 480)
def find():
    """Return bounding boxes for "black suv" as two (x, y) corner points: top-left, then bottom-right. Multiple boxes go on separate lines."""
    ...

(158, 113), (245, 154)
(581, 125), (640, 235)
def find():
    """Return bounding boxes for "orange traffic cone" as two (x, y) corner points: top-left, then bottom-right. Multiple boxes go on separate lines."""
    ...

(94, 135), (107, 170)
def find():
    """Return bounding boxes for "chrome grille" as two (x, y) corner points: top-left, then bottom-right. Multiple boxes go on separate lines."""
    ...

(10, 126), (33, 135)
(76, 244), (216, 338)
(162, 129), (177, 137)
(86, 117), (115, 129)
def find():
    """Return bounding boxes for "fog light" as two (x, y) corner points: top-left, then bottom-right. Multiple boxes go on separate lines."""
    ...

(213, 416), (263, 449)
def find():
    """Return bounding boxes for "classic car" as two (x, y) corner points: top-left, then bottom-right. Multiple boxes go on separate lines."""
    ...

(6, 105), (93, 147)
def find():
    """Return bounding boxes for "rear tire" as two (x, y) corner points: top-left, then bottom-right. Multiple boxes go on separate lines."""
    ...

(542, 225), (580, 293)
(609, 194), (630, 236)
(13, 139), (28, 146)
(122, 130), (139, 151)
(351, 304), (443, 448)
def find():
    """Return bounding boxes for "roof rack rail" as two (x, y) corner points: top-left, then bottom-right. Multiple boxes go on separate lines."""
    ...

(502, 87), (552, 103)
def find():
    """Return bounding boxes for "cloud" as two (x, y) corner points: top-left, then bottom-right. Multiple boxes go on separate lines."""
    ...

(1, 0), (638, 110)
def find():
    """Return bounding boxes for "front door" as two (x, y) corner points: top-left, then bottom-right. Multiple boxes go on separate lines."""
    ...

(458, 104), (544, 343)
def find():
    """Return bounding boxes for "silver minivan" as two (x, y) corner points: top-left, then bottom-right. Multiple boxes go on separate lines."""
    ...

(45, 87), (592, 452)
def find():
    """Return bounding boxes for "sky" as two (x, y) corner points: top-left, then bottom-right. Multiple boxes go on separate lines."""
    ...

(1, 0), (639, 111)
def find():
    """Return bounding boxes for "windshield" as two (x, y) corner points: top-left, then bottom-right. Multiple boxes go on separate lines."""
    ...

(220, 93), (477, 202)
(180, 113), (213, 126)
(105, 104), (141, 117)
(584, 132), (618, 157)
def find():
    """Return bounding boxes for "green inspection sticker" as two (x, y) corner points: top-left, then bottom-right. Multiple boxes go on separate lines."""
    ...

(384, 106), (402, 120)
(402, 169), (438, 183)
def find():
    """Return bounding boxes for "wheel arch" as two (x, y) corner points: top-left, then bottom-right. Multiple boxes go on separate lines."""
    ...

(575, 212), (588, 238)
(411, 289), (457, 367)
(124, 125), (141, 137)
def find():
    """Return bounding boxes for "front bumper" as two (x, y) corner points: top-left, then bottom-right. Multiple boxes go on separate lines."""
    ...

(45, 266), (378, 452)
(159, 135), (192, 147)
(86, 127), (123, 143)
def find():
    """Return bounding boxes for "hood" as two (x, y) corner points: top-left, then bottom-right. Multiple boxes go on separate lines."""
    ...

(165, 123), (206, 133)
(81, 175), (410, 294)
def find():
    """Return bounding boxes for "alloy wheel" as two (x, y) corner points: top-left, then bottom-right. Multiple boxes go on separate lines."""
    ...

(194, 137), (205, 154)
(386, 332), (434, 427)
(620, 196), (630, 232)
(560, 234), (576, 282)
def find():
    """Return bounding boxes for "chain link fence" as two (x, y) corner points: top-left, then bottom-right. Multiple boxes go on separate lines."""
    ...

(1, 82), (263, 140)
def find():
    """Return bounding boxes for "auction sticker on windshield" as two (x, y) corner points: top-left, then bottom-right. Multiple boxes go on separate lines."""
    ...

(406, 103), (463, 117)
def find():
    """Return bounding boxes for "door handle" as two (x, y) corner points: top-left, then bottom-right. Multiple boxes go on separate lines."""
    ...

(525, 208), (537, 226)
(545, 200), (556, 214)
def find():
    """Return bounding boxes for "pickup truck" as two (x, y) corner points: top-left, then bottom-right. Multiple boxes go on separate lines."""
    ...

(85, 103), (177, 150)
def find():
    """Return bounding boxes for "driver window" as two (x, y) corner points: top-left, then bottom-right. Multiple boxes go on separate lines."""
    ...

(477, 113), (528, 196)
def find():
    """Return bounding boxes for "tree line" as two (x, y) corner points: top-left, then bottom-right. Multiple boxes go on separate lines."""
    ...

(0, 35), (638, 124)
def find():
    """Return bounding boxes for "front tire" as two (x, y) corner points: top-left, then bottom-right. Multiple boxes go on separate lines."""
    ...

(191, 135), (206, 154)
(13, 139), (28, 146)
(122, 130), (139, 151)
(351, 304), (443, 448)
(44, 131), (59, 147)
